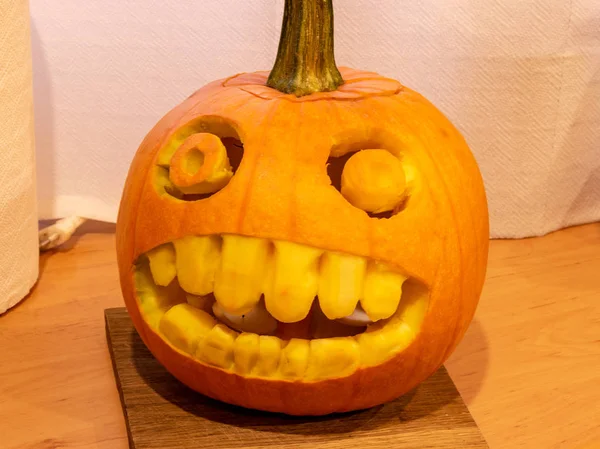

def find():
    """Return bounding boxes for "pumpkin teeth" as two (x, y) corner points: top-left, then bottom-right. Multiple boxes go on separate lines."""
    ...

(263, 241), (323, 323)
(167, 234), (409, 324)
(306, 338), (360, 380)
(146, 243), (177, 287)
(360, 261), (407, 321)
(278, 339), (310, 379)
(135, 262), (187, 329)
(159, 303), (217, 355)
(254, 336), (282, 376)
(195, 324), (238, 369)
(233, 333), (260, 375)
(135, 256), (429, 379)
(317, 252), (367, 320)
(213, 235), (270, 315)
(174, 236), (221, 295)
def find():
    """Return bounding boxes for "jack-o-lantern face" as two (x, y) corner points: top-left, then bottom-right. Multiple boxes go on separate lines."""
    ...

(116, 0), (488, 416)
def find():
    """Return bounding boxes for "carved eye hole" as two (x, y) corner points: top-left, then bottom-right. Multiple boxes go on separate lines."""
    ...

(169, 133), (233, 196)
(328, 149), (408, 219)
(154, 117), (244, 201)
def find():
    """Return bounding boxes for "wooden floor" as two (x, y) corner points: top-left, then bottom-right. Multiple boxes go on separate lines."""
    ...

(1, 221), (599, 449)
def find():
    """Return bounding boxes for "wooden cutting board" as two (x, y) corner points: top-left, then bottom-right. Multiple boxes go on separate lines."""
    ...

(105, 307), (488, 449)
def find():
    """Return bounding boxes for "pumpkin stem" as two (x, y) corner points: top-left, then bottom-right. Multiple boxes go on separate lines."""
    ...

(267, 0), (344, 97)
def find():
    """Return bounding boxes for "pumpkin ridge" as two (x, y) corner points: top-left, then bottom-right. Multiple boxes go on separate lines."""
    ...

(389, 94), (466, 358)
(287, 102), (306, 239)
(234, 102), (282, 232)
(403, 93), (490, 307)
(401, 90), (487, 331)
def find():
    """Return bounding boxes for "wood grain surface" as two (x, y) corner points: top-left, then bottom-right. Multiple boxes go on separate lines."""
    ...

(445, 222), (600, 449)
(105, 308), (488, 449)
(0, 220), (599, 449)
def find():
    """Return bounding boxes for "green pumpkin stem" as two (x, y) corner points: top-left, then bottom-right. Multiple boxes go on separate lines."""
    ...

(267, 0), (344, 97)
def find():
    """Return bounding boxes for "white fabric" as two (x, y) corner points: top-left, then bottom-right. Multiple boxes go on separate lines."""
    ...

(0, 0), (38, 314)
(31, 0), (600, 238)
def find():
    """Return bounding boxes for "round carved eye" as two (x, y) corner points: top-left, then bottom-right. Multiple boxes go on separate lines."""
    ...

(169, 133), (233, 195)
(340, 149), (407, 214)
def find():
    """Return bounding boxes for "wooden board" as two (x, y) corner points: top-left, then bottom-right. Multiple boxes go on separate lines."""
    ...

(105, 307), (488, 449)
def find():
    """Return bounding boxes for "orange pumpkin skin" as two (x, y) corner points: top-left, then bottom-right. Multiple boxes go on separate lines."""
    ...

(116, 67), (489, 415)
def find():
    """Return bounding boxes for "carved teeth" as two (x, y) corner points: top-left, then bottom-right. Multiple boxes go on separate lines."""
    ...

(306, 337), (360, 380)
(279, 339), (310, 379)
(360, 261), (407, 321)
(174, 236), (220, 295)
(159, 303), (217, 355)
(318, 252), (366, 320)
(233, 333), (260, 375)
(146, 243), (177, 286)
(195, 324), (238, 369)
(158, 234), (407, 327)
(136, 257), (427, 381)
(213, 235), (270, 315)
(254, 336), (282, 376)
(263, 241), (322, 323)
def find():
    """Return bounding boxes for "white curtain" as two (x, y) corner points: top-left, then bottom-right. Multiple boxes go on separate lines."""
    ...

(31, 0), (600, 238)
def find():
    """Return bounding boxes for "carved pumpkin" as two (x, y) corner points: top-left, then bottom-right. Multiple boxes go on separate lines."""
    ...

(116, 0), (488, 416)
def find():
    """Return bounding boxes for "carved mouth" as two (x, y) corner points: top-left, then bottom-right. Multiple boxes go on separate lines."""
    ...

(134, 234), (428, 381)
